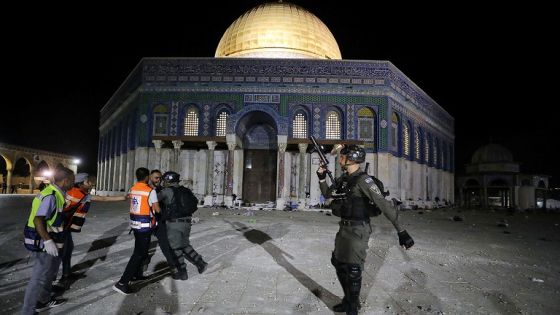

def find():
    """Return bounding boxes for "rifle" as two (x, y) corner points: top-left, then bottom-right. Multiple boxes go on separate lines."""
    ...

(310, 136), (336, 184)
(310, 136), (347, 203)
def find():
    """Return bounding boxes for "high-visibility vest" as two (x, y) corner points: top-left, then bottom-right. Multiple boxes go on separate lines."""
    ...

(63, 187), (91, 232)
(23, 185), (66, 252)
(129, 182), (156, 232)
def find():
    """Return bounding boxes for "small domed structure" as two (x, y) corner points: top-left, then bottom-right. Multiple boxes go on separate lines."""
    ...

(471, 143), (514, 164)
(215, 2), (342, 59)
(458, 143), (549, 210)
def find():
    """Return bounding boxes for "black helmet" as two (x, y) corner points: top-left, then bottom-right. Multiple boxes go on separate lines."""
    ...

(340, 145), (366, 163)
(162, 171), (180, 183)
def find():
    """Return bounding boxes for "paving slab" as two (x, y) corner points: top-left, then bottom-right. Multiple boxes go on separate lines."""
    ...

(1, 195), (559, 314)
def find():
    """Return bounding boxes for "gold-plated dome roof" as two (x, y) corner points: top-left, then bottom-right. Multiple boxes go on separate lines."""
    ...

(215, 2), (341, 59)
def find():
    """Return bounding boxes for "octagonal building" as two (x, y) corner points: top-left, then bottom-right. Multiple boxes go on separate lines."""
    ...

(97, 2), (455, 209)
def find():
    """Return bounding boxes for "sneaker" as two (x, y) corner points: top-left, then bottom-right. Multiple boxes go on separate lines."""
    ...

(35, 298), (67, 312)
(112, 282), (131, 295)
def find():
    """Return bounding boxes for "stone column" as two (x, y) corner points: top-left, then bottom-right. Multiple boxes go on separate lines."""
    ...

(152, 140), (163, 170)
(28, 165), (35, 192)
(276, 136), (288, 209)
(204, 141), (217, 206)
(6, 168), (12, 194)
(224, 142), (236, 207)
(172, 140), (184, 171)
(297, 143), (308, 209)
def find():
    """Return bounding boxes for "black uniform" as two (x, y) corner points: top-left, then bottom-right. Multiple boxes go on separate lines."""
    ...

(320, 169), (411, 314)
(139, 184), (180, 277)
(158, 183), (207, 280)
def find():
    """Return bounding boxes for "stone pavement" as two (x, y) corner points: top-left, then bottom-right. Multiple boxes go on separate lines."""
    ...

(1, 195), (559, 314)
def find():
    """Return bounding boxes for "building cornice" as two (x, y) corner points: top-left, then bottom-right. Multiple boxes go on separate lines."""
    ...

(101, 58), (453, 127)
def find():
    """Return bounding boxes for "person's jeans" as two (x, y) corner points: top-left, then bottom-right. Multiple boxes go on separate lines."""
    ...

(119, 230), (151, 284)
(61, 230), (73, 276)
(22, 252), (61, 315)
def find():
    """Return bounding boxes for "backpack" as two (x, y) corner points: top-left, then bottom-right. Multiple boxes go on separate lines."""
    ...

(173, 186), (198, 216)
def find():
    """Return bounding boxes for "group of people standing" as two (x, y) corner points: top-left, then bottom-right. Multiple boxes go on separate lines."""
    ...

(21, 144), (414, 315)
(21, 165), (205, 314)
(112, 168), (207, 295)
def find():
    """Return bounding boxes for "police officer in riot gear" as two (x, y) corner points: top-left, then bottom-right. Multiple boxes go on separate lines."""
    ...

(317, 145), (414, 315)
(158, 171), (207, 280)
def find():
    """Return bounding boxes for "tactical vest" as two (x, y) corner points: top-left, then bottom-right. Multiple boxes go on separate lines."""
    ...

(23, 185), (66, 252)
(162, 186), (197, 220)
(340, 172), (382, 220)
(63, 187), (91, 232)
(129, 182), (156, 232)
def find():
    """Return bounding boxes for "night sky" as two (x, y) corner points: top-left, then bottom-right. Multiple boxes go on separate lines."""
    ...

(2, 2), (558, 186)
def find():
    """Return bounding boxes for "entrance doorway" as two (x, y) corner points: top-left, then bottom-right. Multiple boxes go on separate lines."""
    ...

(243, 150), (277, 202)
(237, 110), (278, 203)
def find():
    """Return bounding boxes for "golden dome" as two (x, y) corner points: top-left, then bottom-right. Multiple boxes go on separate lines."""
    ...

(215, 2), (341, 59)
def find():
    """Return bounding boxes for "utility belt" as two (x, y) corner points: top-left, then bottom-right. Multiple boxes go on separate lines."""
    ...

(166, 217), (192, 223)
(339, 219), (370, 227)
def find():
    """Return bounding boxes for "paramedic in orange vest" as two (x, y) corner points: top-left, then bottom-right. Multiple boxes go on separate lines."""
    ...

(54, 173), (126, 290)
(113, 167), (160, 295)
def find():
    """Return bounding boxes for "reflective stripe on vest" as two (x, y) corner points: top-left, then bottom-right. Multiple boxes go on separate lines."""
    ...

(129, 182), (155, 232)
(24, 185), (66, 251)
(64, 187), (91, 232)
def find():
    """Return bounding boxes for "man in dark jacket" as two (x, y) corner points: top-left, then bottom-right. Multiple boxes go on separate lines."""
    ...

(158, 171), (207, 280)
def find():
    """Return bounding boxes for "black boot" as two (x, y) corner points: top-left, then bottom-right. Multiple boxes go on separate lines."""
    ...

(196, 259), (208, 274)
(333, 299), (349, 312)
(184, 247), (207, 274)
(346, 264), (362, 315)
(52, 276), (70, 292)
(331, 254), (349, 312)
(172, 268), (188, 280)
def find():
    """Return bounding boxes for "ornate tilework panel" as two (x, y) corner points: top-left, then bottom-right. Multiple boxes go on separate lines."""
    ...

(313, 106), (321, 138)
(346, 104), (354, 139)
(203, 104), (211, 136)
(170, 101), (179, 136)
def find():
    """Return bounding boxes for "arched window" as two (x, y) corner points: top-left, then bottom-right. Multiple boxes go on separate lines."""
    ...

(402, 122), (410, 156)
(414, 128), (420, 160)
(442, 143), (447, 170)
(434, 138), (439, 167)
(325, 111), (341, 140)
(153, 104), (168, 136)
(424, 135), (430, 164)
(391, 112), (399, 148)
(292, 111), (308, 139)
(184, 106), (199, 136)
(357, 107), (375, 150)
(216, 110), (228, 137)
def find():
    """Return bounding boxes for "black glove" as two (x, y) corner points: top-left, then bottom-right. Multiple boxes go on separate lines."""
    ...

(316, 169), (326, 180)
(391, 198), (402, 207)
(398, 230), (414, 249)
